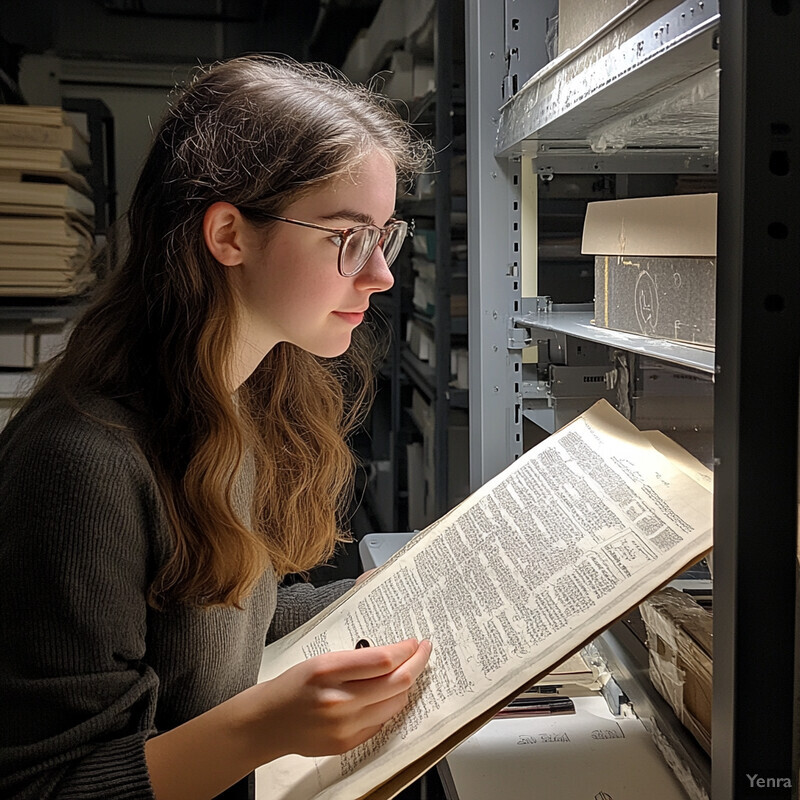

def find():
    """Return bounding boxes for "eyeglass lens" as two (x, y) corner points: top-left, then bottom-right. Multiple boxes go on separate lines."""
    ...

(340, 222), (407, 276)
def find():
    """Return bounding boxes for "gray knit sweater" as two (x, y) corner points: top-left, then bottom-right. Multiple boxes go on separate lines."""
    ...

(0, 388), (352, 799)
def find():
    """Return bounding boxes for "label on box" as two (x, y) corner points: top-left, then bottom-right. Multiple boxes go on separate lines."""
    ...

(594, 255), (716, 346)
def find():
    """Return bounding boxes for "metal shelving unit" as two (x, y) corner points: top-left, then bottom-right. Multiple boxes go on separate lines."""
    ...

(357, 0), (469, 532)
(0, 101), (117, 422)
(467, 0), (799, 797)
(401, 349), (468, 409)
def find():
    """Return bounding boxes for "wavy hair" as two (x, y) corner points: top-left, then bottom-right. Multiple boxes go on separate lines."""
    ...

(39, 55), (431, 608)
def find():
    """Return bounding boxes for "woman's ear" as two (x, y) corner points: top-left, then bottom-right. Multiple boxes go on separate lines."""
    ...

(203, 202), (245, 266)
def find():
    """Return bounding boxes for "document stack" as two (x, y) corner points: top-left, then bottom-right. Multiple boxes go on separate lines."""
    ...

(0, 105), (96, 297)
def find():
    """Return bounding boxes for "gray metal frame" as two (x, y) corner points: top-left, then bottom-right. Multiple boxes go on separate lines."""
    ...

(465, 0), (524, 489)
(433, 0), (454, 515)
(712, 2), (799, 795)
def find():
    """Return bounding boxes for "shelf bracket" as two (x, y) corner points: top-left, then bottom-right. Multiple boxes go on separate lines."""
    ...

(507, 327), (531, 350)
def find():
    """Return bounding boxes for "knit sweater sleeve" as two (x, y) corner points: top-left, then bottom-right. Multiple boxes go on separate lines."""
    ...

(266, 579), (354, 643)
(0, 405), (159, 799)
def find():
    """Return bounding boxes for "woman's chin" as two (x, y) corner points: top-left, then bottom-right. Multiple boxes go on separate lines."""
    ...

(306, 337), (352, 359)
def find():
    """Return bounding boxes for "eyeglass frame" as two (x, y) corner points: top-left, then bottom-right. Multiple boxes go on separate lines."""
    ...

(249, 211), (412, 277)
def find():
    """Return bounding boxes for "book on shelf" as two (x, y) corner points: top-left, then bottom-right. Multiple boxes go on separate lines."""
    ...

(0, 214), (93, 248)
(0, 282), (93, 298)
(0, 107), (96, 299)
(0, 181), (95, 218)
(0, 167), (91, 197)
(0, 242), (91, 272)
(0, 137), (92, 195)
(0, 105), (75, 127)
(0, 146), (81, 173)
(0, 105), (89, 158)
(0, 267), (77, 283)
(0, 216), (95, 297)
(0, 202), (94, 222)
(0, 263), (94, 296)
(254, 399), (713, 800)
(0, 122), (89, 168)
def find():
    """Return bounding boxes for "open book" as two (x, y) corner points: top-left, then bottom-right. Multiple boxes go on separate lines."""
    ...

(256, 400), (713, 799)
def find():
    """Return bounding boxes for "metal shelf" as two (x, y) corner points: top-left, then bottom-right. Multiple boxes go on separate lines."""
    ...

(406, 89), (466, 125)
(398, 196), (467, 217)
(592, 624), (711, 797)
(0, 299), (87, 322)
(412, 309), (468, 337)
(0, 370), (36, 400)
(495, 0), (720, 171)
(401, 348), (469, 408)
(515, 306), (715, 374)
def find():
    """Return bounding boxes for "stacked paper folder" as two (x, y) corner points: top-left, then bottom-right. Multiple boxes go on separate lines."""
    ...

(0, 105), (96, 297)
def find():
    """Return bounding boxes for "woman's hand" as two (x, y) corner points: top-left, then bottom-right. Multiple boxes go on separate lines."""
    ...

(240, 638), (432, 763)
(145, 638), (432, 799)
(354, 568), (375, 587)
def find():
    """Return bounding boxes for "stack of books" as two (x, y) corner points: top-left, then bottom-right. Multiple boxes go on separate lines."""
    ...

(0, 105), (96, 297)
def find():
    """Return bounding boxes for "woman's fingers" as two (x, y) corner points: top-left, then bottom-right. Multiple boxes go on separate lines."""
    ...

(351, 637), (431, 691)
(351, 689), (419, 731)
(254, 639), (433, 759)
(342, 639), (433, 708)
(314, 638), (425, 682)
(354, 568), (375, 587)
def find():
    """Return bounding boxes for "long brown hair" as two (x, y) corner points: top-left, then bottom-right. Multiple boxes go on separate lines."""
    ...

(38, 56), (430, 608)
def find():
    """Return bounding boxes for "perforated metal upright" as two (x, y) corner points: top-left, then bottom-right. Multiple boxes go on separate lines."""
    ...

(713, 1), (799, 796)
(432, 0), (455, 515)
(465, 0), (523, 489)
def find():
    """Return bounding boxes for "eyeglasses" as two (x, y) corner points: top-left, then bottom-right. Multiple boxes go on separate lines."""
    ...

(257, 212), (410, 277)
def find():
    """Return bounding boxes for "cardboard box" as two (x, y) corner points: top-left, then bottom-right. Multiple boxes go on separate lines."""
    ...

(406, 318), (434, 365)
(0, 319), (71, 368)
(583, 193), (717, 346)
(558, 0), (628, 53)
(406, 441), (426, 530)
(450, 348), (468, 389)
(408, 390), (469, 525)
(640, 587), (712, 754)
(382, 50), (414, 100)
(0, 327), (36, 368)
(557, 0), (679, 56)
(341, 0), (434, 82)
(0, 370), (35, 431)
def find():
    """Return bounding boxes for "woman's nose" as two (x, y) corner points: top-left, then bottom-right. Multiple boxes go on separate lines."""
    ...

(355, 246), (395, 292)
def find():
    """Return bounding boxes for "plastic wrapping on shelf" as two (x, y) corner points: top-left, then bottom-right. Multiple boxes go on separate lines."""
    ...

(590, 66), (719, 154)
(496, 0), (720, 157)
(640, 587), (712, 755)
(648, 718), (710, 800)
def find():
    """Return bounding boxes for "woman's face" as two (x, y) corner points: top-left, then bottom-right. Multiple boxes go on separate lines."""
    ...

(230, 150), (397, 377)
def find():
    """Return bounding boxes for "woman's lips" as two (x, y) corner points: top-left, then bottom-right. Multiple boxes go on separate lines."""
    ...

(333, 311), (365, 325)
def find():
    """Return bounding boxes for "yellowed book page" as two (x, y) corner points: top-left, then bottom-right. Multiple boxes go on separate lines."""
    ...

(255, 400), (713, 800)
(0, 122), (90, 166)
(0, 106), (70, 126)
(0, 181), (94, 216)
(642, 429), (713, 492)
(0, 204), (94, 228)
(0, 217), (92, 247)
(0, 242), (90, 271)
(0, 169), (91, 196)
(0, 146), (74, 170)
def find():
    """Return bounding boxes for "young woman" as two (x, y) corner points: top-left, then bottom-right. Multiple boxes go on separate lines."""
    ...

(0, 56), (432, 800)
